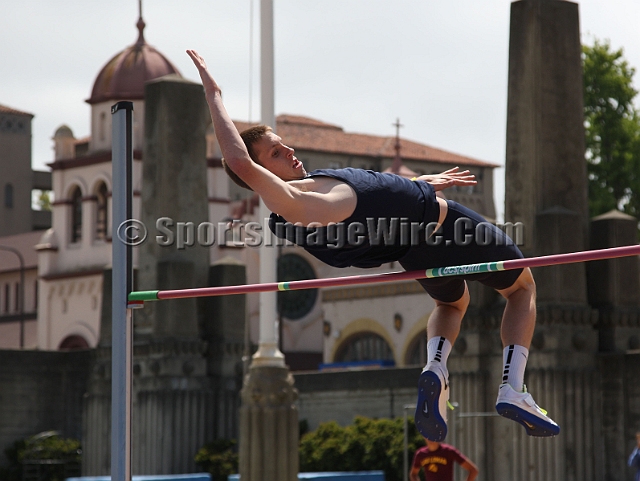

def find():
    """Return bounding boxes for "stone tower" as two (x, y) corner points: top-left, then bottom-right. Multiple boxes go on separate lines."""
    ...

(504, 0), (590, 306)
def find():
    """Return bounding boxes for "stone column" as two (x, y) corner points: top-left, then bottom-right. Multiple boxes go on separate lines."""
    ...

(137, 75), (210, 338)
(131, 76), (213, 474)
(239, 365), (299, 481)
(504, 0), (589, 305)
(588, 210), (640, 351)
(499, 2), (600, 477)
(205, 256), (247, 439)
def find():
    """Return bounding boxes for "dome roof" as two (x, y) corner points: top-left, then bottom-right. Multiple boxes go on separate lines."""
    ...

(53, 124), (74, 138)
(87, 17), (181, 105)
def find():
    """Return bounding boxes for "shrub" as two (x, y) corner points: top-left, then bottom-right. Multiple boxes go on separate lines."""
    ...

(0, 432), (81, 481)
(194, 439), (238, 481)
(299, 416), (424, 481)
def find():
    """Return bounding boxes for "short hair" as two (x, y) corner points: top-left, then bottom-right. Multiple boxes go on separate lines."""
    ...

(221, 125), (272, 191)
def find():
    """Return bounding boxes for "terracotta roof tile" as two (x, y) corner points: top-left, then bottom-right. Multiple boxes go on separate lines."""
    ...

(0, 104), (34, 117)
(235, 115), (497, 168)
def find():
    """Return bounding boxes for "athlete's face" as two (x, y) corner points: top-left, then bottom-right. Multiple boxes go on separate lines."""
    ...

(253, 132), (307, 181)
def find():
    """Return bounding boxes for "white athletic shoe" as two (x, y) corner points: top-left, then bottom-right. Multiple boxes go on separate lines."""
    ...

(495, 383), (560, 437)
(415, 364), (449, 441)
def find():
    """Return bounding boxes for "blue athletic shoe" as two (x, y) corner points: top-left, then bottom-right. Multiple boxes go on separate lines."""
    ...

(495, 383), (560, 437)
(415, 365), (449, 441)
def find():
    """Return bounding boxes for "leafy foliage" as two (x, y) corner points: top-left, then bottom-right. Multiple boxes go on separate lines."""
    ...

(0, 432), (81, 481)
(19, 432), (82, 462)
(583, 39), (640, 218)
(38, 191), (52, 211)
(194, 439), (238, 481)
(299, 416), (424, 481)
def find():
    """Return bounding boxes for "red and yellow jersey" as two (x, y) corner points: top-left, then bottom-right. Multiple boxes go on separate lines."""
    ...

(412, 443), (465, 481)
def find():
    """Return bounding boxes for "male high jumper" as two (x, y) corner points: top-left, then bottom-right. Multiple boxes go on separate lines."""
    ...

(187, 49), (559, 440)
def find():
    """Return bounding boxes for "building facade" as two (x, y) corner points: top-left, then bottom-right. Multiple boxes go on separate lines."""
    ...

(14, 15), (499, 369)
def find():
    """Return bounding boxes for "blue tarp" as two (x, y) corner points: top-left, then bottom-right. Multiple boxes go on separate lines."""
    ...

(318, 360), (395, 371)
(228, 472), (385, 480)
(68, 474), (211, 481)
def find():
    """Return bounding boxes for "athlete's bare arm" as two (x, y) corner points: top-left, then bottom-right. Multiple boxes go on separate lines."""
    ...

(188, 50), (477, 225)
(187, 49), (355, 225)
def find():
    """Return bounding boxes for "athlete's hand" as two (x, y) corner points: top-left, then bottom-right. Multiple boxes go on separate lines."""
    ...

(414, 167), (477, 192)
(186, 49), (221, 95)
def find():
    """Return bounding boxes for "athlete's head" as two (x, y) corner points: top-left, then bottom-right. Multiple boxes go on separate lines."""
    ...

(221, 125), (271, 191)
(222, 125), (306, 190)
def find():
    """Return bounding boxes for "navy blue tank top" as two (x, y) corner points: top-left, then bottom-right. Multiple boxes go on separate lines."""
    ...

(269, 168), (440, 268)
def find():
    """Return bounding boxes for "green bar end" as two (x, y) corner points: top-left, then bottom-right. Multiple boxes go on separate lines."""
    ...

(128, 290), (160, 302)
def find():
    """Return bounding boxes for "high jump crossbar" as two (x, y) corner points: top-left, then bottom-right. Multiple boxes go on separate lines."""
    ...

(128, 244), (640, 305)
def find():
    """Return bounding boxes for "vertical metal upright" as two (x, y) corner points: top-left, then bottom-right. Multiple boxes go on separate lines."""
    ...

(253, 0), (284, 366)
(111, 101), (134, 481)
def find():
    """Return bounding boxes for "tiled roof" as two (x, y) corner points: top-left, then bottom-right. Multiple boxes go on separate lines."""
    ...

(0, 104), (34, 117)
(234, 114), (498, 168)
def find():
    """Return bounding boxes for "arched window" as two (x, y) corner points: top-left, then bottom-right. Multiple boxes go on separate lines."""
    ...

(335, 332), (394, 363)
(95, 182), (108, 240)
(70, 186), (83, 243)
(406, 332), (428, 366)
(58, 335), (90, 350)
(99, 112), (106, 142)
(4, 183), (13, 208)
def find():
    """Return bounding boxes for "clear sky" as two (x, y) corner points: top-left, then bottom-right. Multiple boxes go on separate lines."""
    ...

(2, 0), (639, 220)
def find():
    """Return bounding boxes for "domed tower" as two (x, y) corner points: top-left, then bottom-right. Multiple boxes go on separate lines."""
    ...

(52, 124), (75, 160)
(86, 11), (181, 153)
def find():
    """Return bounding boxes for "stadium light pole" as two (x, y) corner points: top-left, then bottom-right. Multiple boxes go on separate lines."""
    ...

(253, 0), (285, 366)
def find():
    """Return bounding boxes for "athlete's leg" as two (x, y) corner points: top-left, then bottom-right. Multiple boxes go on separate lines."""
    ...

(415, 283), (469, 442)
(495, 268), (559, 436)
(497, 267), (536, 350)
(427, 282), (470, 345)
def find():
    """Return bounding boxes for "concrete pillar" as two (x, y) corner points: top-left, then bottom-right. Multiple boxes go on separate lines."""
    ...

(239, 365), (299, 481)
(205, 256), (247, 439)
(504, 0), (590, 304)
(588, 210), (640, 352)
(588, 210), (640, 308)
(534, 206), (587, 304)
(599, 354), (627, 481)
(137, 76), (210, 338)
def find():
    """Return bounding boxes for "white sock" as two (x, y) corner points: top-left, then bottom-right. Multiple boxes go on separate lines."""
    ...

(426, 336), (451, 373)
(502, 344), (528, 391)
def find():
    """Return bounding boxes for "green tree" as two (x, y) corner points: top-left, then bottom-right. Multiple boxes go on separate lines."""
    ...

(583, 39), (640, 218)
(38, 191), (52, 211)
(299, 416), (424, 481)
(194, 439), (238, 481)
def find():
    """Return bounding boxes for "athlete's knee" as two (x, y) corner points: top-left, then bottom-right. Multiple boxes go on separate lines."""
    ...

(499, 268), (536, 299)
(435, 282), (470, 312)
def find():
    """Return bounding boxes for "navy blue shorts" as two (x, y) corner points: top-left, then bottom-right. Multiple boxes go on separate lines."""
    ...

(398, 200), (524, 303)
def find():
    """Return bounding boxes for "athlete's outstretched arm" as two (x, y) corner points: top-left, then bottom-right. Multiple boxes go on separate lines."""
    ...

(186, 50), (252, 173)
(186, 50), (310, 219)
